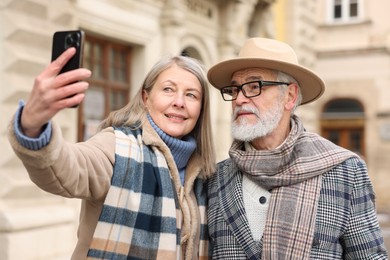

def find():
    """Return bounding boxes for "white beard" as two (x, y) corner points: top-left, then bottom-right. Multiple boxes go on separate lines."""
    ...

(231, 102), (284, 142)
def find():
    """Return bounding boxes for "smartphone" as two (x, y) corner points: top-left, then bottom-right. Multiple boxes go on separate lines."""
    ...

(51, 30), (85, 74)
(51, 30), (85, 107)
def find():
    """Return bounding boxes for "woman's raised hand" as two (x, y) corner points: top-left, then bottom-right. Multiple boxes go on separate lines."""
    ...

(21, 47), (92, 137)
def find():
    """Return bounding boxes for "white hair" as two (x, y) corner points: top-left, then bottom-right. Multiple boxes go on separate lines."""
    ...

(276, 71), (302, 112)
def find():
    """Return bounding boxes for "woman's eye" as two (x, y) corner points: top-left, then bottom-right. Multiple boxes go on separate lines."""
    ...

(187, 92), (200, 100)
(163, 87), (174, 92)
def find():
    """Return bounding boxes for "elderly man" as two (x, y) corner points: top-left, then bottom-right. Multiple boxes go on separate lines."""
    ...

(207, 37), (388, 259)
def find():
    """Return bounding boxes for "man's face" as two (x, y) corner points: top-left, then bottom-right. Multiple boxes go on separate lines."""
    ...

(230, 68), (286, 141)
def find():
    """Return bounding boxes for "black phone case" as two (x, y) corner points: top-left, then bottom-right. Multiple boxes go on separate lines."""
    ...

(51, 30), (84, 74)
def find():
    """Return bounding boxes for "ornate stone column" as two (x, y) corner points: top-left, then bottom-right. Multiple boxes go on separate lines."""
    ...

(211, 0), (276, 160)
(160, 0), (186, 54)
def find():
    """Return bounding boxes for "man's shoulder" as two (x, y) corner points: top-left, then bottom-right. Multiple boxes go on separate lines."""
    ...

(214, 158), (239, 177)
(217, 158), (233, 168)
(322, 156), (368, 187)
(208, 158), (237, 190)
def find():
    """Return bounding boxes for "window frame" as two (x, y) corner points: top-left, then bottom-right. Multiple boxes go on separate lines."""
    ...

(77, 34), (132, 141)
(326, 0), (363, 24)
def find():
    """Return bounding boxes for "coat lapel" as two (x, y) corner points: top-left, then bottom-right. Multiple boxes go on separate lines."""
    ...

(217, 161), (261, 259)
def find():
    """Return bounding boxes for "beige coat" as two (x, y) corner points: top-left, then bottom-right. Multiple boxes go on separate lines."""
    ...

(8, 119), (205, 259)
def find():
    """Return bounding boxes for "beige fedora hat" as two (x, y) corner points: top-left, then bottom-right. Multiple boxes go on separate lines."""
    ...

(207, 37), (325, 105)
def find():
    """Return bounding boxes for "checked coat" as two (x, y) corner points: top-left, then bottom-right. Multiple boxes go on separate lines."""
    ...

(208, 157), (388, 259)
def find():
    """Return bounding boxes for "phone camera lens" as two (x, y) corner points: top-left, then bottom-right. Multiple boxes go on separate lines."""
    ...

(64, 33), (80, 49)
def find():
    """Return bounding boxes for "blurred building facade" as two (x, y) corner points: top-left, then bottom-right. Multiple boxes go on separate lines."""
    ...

(0, 0), (389, 258)
(314, 0), (390, 212)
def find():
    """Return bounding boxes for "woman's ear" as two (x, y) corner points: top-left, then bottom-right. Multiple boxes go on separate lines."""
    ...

(285, 83), (298, 111)
(142, 90), (148, 107)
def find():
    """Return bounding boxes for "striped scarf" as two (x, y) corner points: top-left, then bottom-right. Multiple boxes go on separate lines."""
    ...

(229, 115), (355, 259)
(87, 125), (208, 259)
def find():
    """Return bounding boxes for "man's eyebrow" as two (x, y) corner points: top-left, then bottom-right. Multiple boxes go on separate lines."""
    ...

(230, 76), (264, 85)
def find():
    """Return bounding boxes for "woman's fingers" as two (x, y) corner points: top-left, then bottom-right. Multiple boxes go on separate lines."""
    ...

(20, 47), (92, 137)
(44, 47), (77, 78)
(52, 79), (90, 107)
(54, 68), (91, 90)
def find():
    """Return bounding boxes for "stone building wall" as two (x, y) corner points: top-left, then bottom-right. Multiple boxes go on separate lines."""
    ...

(313, 0), (390, 213)
(0, 0), (275, 258)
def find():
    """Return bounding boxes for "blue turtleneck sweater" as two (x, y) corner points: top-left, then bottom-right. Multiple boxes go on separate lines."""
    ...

(147, 114), (197, 185)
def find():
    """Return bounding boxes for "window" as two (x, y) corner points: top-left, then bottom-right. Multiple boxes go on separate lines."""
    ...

(328, 0), (362, 23)
(78, 35), (132, 141)
(349, 0), (359, 17)
(321, 98), (365, 157)
(334, 0), (342, 19)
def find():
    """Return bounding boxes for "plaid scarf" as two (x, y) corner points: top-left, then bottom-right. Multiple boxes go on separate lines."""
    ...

(229, 115), (356, 259)
(87, 125), (209, 259)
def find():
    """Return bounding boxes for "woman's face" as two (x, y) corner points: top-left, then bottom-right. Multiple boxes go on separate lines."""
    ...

(143, 65), (203, 139)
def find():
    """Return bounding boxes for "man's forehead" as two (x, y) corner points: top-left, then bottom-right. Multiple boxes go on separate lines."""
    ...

(231, 68), (276, 80)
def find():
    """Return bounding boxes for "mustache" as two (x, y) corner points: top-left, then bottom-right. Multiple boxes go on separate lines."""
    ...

(233, 105), (260, 119)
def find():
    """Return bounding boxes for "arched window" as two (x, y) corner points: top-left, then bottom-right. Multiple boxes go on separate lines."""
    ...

(321, 98), (365, 157)
(181, 46), (202, 61)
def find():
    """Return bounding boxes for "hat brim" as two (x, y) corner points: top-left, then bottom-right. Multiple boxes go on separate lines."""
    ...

(207, 58), (325, 105)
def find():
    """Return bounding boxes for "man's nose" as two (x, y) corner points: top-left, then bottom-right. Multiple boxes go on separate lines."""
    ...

(234, 89), (250, 104)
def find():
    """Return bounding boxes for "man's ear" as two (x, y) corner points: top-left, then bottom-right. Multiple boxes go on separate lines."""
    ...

(285, 83), (298, 111)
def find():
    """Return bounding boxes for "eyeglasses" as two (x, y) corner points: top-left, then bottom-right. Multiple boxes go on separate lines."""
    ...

(220, 80), (290, 101)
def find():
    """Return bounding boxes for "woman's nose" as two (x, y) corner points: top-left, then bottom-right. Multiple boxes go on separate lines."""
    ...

(173, 94), (185, 108)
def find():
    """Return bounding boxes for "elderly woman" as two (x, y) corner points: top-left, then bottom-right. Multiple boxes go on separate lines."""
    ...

(8, 47), (215, 259)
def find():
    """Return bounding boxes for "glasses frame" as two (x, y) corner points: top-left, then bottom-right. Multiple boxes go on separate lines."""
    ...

(220, 80), (291, 101)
